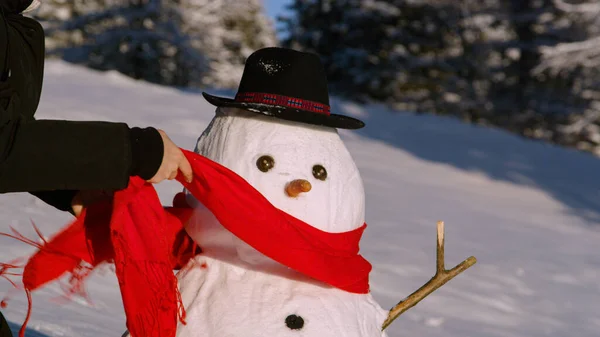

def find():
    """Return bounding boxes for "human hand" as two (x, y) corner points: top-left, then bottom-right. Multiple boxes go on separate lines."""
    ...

(148, 130), (193, 184)
(71, 189), (114, 216)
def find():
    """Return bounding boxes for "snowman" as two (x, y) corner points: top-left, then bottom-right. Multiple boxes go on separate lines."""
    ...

(177, 47), (386, 337)
(120, 47), (475, 337)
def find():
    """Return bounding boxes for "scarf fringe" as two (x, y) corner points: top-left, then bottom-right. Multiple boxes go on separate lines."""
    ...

(0, 221), (99, 336)
(0, 229), (192, 337)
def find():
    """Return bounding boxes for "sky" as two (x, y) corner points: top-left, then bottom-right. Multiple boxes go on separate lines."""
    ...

(263, 0), (292, 37)
(264, 0), (291, 20)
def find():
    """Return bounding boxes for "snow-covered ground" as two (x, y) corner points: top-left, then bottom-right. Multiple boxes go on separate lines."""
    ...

(1, 60), (599, 337)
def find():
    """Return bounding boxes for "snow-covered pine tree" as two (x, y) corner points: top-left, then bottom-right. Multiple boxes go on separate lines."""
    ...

(532, 0), (600, 155)
(180, 0), (278, 89)
(32, 0), (104, 51)
(535, 0), (600, 74)
(281, 0), (600, 157)
(460, 0), (600, 155)
(446, 0), (508, 123)
(280, 0), (498, 120)
(38, 0), (275, 89)
(486, 0), (585, 132)
(38, 0), (206, 87)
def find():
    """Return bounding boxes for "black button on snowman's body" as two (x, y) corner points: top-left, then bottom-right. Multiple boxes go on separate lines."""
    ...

(285, 314), (304, 330)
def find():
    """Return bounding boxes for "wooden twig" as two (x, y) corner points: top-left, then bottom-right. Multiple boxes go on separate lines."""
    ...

(382, 221), (477, 330)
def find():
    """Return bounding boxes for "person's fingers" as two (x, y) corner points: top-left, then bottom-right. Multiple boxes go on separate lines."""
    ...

(71, 192), (83, 216)
(168, 168), (178, 180)
(178, 154), (193, 183)
(148, 174), (163, 184)
(71, 190), (113, 217)
(72, 204), (83, 217)
(147, 129), (194, 184)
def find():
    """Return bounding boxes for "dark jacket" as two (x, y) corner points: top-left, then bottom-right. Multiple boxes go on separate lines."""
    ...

(0, 12), (164, 213)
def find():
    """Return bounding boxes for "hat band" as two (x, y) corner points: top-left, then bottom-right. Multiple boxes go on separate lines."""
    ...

(235, 92), (331, 115)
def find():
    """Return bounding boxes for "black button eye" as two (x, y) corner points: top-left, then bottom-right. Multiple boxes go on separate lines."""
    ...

(312, 164), (327, 181)
(285, 314), (304, 330)
(256, 155), (275, 172)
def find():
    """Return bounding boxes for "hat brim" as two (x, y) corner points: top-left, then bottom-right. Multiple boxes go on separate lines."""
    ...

(202, 92), (365, 130)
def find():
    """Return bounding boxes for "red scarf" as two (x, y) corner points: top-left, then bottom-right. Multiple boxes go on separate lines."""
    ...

(1, 149), (371, 337)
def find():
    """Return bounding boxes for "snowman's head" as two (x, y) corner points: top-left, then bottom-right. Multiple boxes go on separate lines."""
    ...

(192, 107), (365, 233)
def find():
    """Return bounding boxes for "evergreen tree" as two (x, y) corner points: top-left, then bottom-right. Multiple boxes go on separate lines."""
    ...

(36, 0), (206, 87)
(280, 0), (497, 120)
(281, 0), (600, 157)
(32, 0), (100, 51)
(180, 0), (278, 88)
(37, 0), (276, 89)
(532, 0), (600, 154)
(488, 0), (580, 130)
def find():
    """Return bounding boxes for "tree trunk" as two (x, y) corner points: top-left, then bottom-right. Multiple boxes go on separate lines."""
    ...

(508, 0), (541, 116)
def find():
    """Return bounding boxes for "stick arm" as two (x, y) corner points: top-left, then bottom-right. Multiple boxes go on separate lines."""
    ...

(382, 221), (477, 330)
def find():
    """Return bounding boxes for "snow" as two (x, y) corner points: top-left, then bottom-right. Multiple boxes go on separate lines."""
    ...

(258, 59), (285, 75)
(1, 60), (600, 337)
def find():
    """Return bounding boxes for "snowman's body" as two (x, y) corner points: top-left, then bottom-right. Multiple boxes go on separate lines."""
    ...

(173, 107), (388, 336)
(176, 255), (387, 337)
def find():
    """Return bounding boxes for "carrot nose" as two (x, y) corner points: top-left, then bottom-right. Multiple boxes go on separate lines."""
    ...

(285, 179), (312, 197)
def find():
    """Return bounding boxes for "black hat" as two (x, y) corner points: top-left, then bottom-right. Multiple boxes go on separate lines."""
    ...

(202, 47), (365, 130)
